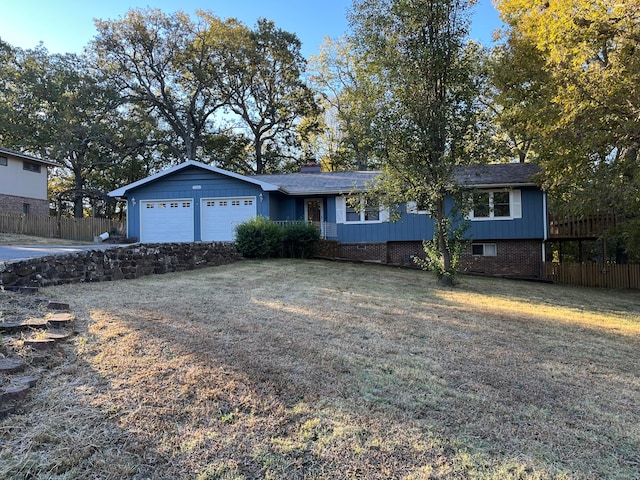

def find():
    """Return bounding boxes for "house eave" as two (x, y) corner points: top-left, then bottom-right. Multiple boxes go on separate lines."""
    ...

(0, 146), (61, 167)
(108, 160), (280, 198)
(463, 182), (537, 189)
(277, 188), (366, 196)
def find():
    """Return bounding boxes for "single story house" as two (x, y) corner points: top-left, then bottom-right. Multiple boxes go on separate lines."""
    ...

(108, 161), (547, 277)
(0, 146), (60, 215)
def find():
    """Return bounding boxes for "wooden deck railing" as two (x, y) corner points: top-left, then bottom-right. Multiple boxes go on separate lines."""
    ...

(548, 214), (617, 239)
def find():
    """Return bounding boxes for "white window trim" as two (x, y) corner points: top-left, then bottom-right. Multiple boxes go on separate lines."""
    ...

(469, 190), (521, 221)
(336, 196), (389, 224)
(406, 201), (429, 215)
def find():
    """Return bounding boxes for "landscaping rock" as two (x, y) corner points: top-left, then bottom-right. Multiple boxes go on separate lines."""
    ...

(44, 330), (71, 341)
(0, 357), (25, 374)
(47, 301), (70, 310)
(11, 376), (39, 387)
(0, 243), (239, 288)
(1, 383), (30, 401)
(23, 338), (56, 350)
(47, 312), (74, 328)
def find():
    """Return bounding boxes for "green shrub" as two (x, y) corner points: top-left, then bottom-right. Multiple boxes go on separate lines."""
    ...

(235, 218), (321, 259)
(235, 217), (284, 258)
(282, 222), (321, 258)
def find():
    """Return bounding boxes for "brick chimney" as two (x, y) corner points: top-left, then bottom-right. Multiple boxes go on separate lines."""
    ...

(300, 158), (321, 174)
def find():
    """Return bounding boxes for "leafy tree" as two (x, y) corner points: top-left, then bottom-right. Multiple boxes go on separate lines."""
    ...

(210, 17), (322, 174)
(349, 0), (481, 283)
(0, 44), (142, 217)
(495, 0), (640, 255)
(307, 36), (382, 171)
(93, 10), (320, 174)
(93, 8), (234, 162)
(479, 38), (552, 164)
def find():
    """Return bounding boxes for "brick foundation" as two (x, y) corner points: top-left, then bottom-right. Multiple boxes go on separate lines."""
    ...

(459, 239), (543, 277)
(387, 241), (426, 267)
(0, 194), (49, 215)
(337, 242), (387, 262)
(318, 240), (339, 258)
(332, 239), (543, 277)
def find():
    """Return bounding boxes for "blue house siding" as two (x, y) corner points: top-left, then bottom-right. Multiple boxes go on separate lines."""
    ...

(334, 188), (545, 244)
(109, 160), (547, 276)
(124, 167), (266, 241)
(338, 213), (434, 243)
(465, 188), (545, 240)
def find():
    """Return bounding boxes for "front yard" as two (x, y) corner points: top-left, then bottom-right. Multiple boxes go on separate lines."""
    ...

(1, 260), (639, 479)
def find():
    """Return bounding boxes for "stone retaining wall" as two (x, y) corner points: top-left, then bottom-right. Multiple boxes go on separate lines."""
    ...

(0, 243), (239, 289)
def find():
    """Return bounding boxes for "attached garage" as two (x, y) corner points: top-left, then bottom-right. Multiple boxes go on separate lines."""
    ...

(108, 161), (279, 243)
(201, 197), (256, 241)
(140, 199), (194, 243)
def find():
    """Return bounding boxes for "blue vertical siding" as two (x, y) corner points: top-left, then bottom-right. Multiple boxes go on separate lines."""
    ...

(122, 166), (546, 245)
(125, 166), (265, 241)
(335, 187), (545, 243)
(465, 189), (545, 240)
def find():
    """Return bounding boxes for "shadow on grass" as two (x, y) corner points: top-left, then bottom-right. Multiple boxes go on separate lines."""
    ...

(19, 260), (640, 479)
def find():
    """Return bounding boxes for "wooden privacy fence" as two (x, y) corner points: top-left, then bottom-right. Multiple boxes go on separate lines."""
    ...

(0, 212), (122, 242)
(545, 262), (640, 289)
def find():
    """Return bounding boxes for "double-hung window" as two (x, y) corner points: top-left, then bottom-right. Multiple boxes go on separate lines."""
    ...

(337, 196), (387, 224)
(470, 190), (521, 220)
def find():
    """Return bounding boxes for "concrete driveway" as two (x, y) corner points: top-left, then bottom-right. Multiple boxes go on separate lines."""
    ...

(0, 244), (124, 262)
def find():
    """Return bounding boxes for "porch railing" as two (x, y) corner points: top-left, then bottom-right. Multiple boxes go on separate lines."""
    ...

(271, 220), (337, 240)
(548, 214), (617, 240)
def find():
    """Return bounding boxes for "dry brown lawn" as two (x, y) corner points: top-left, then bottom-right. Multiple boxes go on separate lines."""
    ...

(0, 233), (92, 246)
(1, 259), (639, 479)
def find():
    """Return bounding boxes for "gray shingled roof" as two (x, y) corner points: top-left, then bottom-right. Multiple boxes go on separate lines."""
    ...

(454, 162), (540, 187)
(253, 163), (540, 195)
(252, 170), (380, 195)
(0, 146), (60, 167)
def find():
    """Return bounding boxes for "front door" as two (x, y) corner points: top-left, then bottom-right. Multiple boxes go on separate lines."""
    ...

(304, 199), (324, 237)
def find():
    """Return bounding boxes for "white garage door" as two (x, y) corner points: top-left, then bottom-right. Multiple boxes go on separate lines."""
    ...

(140, 199), (194, 242)
(201, 197), (256, 241)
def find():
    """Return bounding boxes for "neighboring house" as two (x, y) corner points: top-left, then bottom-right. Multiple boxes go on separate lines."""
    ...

(0, 146), (60, 216)
(108, 160), (547, 277)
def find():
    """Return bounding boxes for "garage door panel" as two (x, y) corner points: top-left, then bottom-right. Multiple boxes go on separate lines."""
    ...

(201, 197), (256, 241)
(141, 200), (194, 242)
